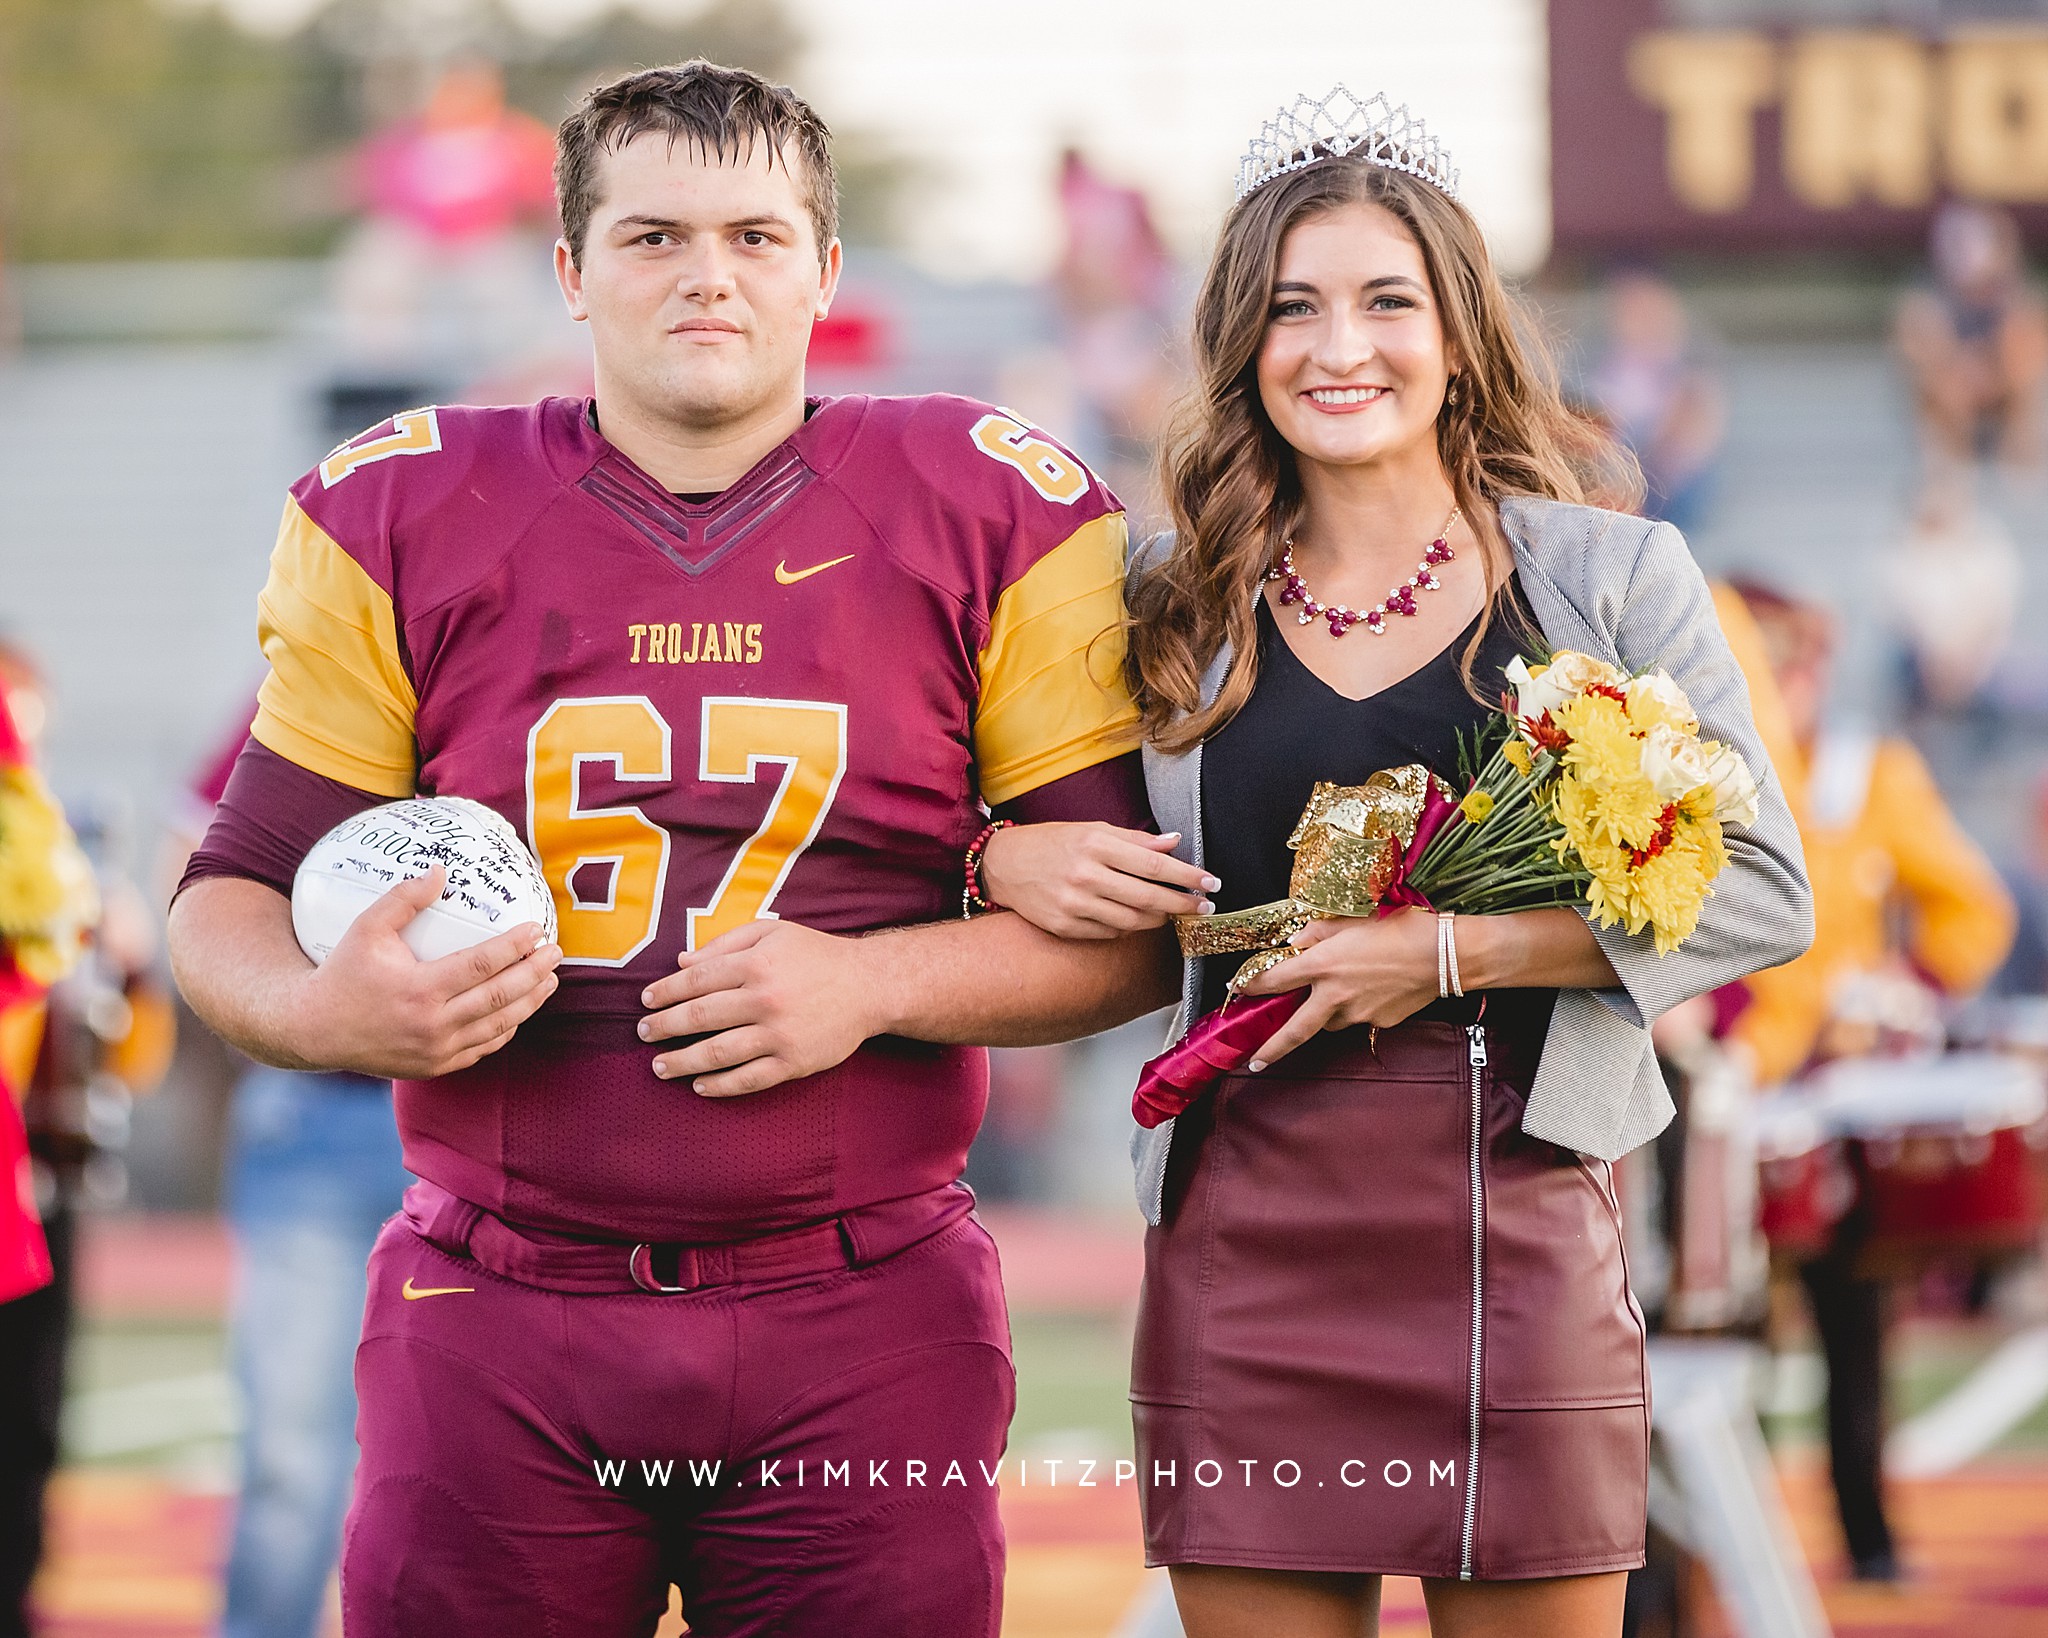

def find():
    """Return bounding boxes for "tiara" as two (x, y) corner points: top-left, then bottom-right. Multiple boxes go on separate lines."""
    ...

(1234, 86), (1460, 204)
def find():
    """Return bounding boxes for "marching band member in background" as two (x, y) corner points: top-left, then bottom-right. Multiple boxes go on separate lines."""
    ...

(0, 673), (62, 1638)
(1729, 577), (2014, 1582)
(0, 645), (167, 1638)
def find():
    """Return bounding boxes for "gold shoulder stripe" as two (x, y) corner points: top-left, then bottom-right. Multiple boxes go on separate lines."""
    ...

(250, 497), (418, 798)
(974, 511), (1141, 807)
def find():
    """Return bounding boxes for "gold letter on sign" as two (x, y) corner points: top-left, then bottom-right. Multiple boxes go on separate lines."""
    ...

(1782, 32), (1934, 208)
(1628, 32), (1778, 213)
(1945, 29), (2048, 203)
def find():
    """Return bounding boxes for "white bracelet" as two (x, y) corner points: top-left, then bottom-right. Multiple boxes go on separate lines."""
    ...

(1438, 912), (1464, 999)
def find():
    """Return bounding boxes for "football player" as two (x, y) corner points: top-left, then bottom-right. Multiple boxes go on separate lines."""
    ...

(168, 61), (1190, 1638)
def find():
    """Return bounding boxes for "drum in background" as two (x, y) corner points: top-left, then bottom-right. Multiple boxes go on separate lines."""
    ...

(1755, 1089), (1854, 1260)
(1815, 1054), (2048, 1273)
(1756, 1054), (2048, 1271)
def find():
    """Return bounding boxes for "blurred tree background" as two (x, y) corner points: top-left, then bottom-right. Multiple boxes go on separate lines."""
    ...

(0, 0), (895, 262)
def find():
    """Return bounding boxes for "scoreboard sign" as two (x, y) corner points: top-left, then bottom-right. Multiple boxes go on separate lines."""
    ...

(1551, 0), (2048, 254)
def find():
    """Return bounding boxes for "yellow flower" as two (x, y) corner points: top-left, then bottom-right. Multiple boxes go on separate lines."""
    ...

(1565, 831), (1636, 929)
(1629, 821), (1722, 954)
(1502, 740), (1533, 777)
(1459, 789), (1495, 824)
(1555, 761), (1665, 852)
(1551, 694), (1671, 849)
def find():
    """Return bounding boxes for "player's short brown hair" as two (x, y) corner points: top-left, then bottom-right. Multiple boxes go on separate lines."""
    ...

(556, 60), (839, 268)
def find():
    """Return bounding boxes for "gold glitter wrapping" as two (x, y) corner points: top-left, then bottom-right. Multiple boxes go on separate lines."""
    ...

(1226, 945), (1300, 994)
(1174, 897), (1314, 957)
(1173, 765), (1447, 989)
(1285, 767), (1438, 914)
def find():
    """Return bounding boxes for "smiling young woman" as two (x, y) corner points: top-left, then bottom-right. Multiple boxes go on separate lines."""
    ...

(976, 90), (1811, 1638)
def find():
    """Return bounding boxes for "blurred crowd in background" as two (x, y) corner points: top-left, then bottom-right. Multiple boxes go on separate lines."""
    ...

(7, 2), (2048, 1637)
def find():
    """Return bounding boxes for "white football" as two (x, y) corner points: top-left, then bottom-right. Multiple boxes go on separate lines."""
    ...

(291, 796), (557, 966)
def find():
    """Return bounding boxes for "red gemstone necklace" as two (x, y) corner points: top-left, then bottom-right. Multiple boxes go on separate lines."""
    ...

(1267, 506), (1461, 637)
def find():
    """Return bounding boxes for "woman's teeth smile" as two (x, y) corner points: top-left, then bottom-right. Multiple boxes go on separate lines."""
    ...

(1307, 386), (1389, 405)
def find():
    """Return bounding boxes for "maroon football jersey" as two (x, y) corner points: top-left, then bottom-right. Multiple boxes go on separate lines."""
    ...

(225, 394), (1139, 1239)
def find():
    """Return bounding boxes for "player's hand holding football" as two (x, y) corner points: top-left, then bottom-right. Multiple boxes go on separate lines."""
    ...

(978, 822), (1217, 939)
(638, 920), (884, 1096)
(300, 866), (562, 1079)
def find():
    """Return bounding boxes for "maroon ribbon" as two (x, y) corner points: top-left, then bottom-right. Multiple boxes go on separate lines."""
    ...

(1129, 784), (1465, 1128)
(1132, 992), (1305, 1127)
(1379, 783), (1459, 911)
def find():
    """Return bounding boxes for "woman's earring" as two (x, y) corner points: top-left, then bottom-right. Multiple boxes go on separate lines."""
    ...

(1447, 377), (1460, 408)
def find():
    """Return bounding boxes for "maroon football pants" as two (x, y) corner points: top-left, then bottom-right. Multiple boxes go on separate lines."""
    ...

(340, 1203), (1013, 1637)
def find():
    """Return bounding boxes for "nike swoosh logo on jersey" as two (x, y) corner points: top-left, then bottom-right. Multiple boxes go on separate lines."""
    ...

(401, 1276), (475, 1300)
(774, 553), (854, 585)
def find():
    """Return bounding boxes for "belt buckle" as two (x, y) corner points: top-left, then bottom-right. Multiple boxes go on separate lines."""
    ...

(629, 1243), (694, 1294)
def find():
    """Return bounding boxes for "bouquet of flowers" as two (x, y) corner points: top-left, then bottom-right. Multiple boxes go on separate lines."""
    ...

(1134, 650), (1760, 1126)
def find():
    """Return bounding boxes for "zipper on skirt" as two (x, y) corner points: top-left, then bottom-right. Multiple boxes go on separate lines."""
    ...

(1461, 1022), (1487, 1580)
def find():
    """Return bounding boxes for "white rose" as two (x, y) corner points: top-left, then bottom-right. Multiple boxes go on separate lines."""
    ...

(1505, 655), (1572, 720)
(1639, 723), (1714, 801)
(1702, 742), (1761, 829)
(1625, 670), (1698, 733)
(1544, 651), (1628, 697)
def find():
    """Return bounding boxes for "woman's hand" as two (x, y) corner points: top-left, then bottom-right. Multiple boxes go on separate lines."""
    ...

(1235, 906), (1441, 1069)
(979, 822), (1218, 940)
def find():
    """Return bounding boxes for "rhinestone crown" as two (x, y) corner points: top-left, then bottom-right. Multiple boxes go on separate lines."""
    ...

(1234, 85), (1460, 205)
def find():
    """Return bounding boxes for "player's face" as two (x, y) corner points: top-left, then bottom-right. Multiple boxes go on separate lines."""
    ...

(558, 132), (841, 432)
(1255, 201), (1454, 476)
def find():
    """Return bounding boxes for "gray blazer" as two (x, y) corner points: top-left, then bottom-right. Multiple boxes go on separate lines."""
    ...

(1131, 495), (1814, 1224)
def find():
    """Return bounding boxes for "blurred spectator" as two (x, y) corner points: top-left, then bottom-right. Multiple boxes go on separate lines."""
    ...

(166, 709), (409, 1638)
(0, 676), (57, 1309)
(0, 643), (165, 1638)
(1728, 581), (2014, 1583)
(331, 61), (560, 392)
(0, 675), (59, 1638)
(1993, 776), (2048, 999)
(1585, 268), (1726, 535)
(1895, 202), (2048, 478)
(1047, 149), (1180, 507)
(1882, 475), (2021, 727)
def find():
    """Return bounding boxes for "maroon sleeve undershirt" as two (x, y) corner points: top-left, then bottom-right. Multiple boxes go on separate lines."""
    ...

(992, 750), (1154, 829)
(175, 738), (388, 904)
(190, 702), (260, 811)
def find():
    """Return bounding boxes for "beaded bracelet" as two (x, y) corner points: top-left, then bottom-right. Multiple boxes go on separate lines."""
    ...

(962, 819), (1015, 917)
(1436, 911), (1464, 999)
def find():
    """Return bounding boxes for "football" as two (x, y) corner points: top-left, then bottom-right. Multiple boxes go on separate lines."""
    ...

(291, 796), (557, 966)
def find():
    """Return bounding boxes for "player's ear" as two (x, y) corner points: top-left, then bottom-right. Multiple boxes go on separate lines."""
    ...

(814, 237), (842, 321)
(555, 238), (589, 323)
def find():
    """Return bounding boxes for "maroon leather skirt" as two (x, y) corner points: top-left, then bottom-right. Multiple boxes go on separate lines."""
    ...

(1131, 1015), (1648, 1581)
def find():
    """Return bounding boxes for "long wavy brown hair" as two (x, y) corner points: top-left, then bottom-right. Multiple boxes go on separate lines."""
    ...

(1127, 152), (1640, 754)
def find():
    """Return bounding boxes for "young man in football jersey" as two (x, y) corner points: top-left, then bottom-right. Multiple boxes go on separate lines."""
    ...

(168, 60), (1195, 1638)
